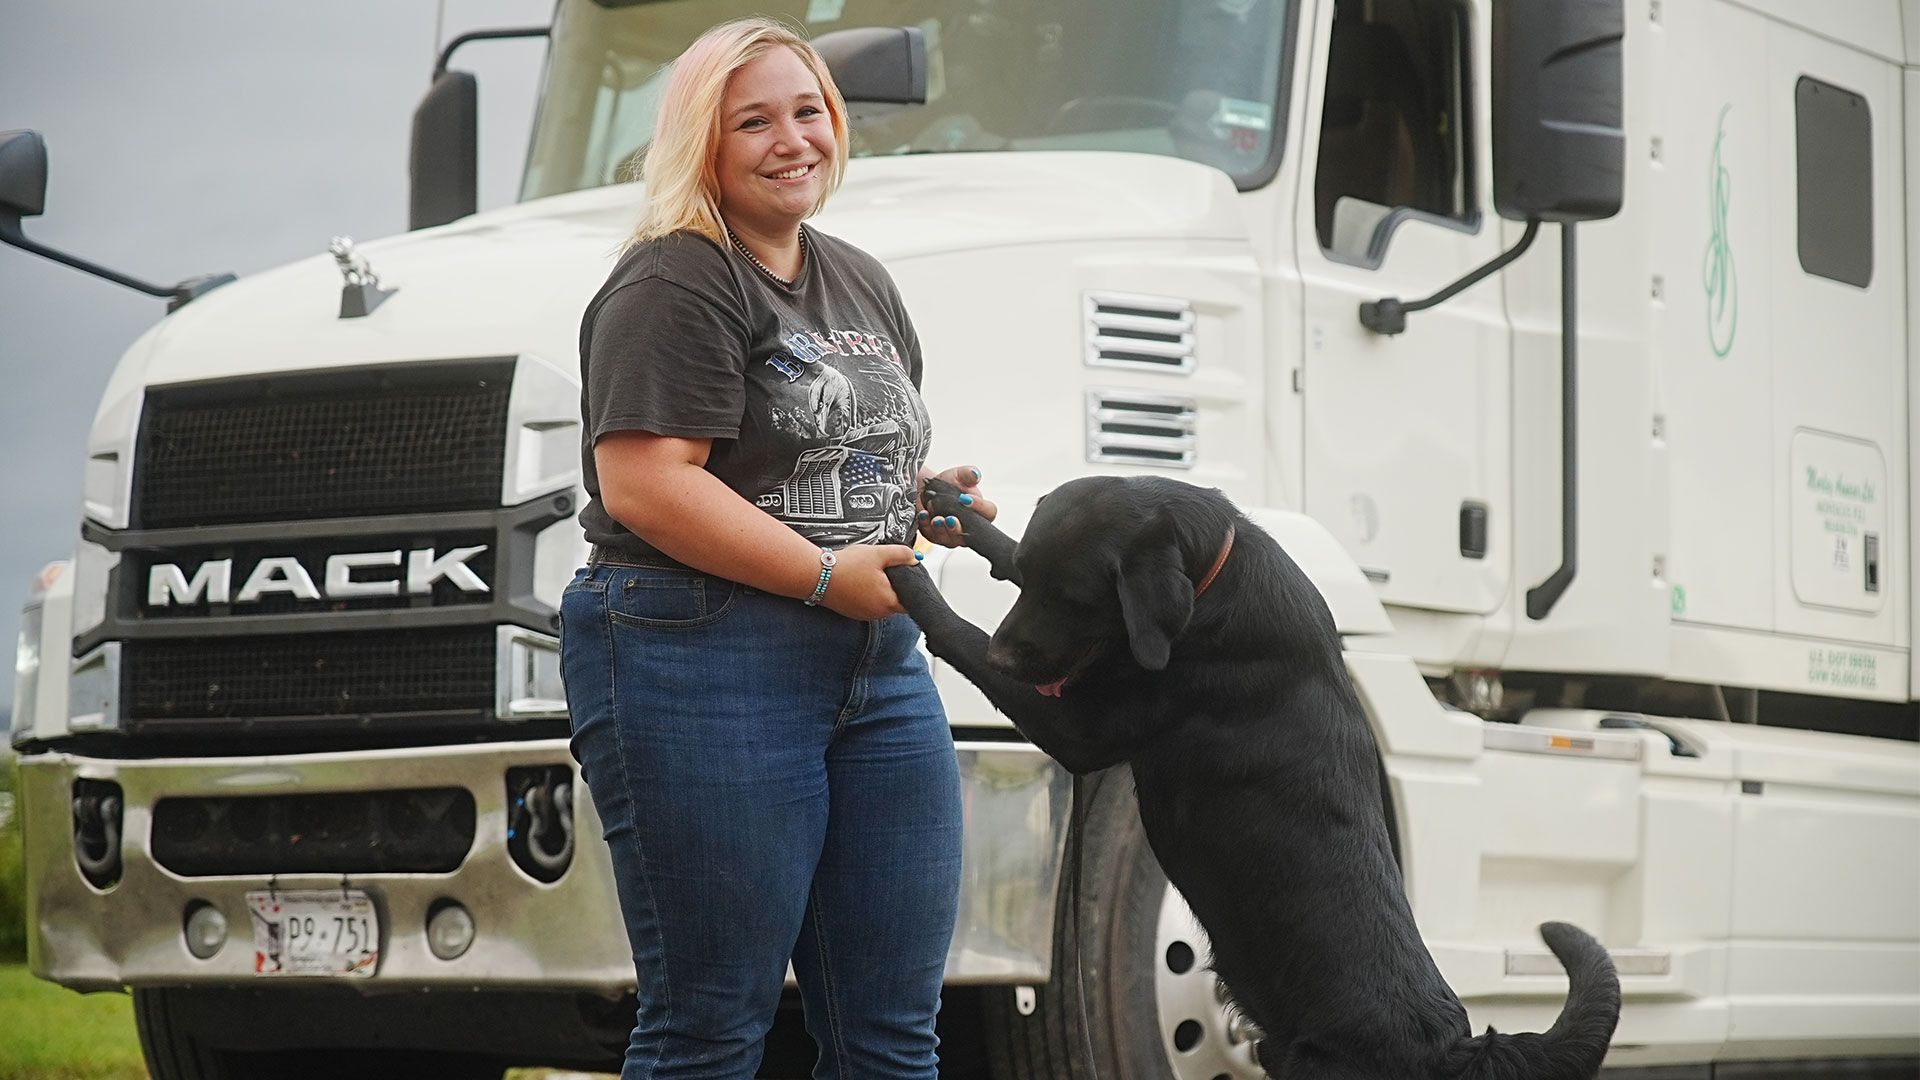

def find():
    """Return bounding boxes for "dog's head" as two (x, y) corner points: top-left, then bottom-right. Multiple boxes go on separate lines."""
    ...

(989, 475), (1228, 693)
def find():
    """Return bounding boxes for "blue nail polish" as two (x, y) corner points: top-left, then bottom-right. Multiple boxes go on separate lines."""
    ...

(917, 511), (928, 520)
(913, 552), (924, 561)
(946, 516), (959, 528)
(971, 468), (982, 480)
(959, 494), (974, 505)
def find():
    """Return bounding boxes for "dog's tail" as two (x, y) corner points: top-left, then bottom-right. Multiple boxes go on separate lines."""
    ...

(1448, 922), (1621, 1080)
(1535, 922), (1623, 1069)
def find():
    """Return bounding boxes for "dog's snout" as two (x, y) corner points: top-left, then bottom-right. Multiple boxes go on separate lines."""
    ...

(985, 636), (1028, 676)
(990, 607), (1080, 683)
(988, 633), (1059, 682)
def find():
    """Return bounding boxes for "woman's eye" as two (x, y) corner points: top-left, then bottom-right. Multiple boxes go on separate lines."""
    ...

(797, 107), (822, 119)
(739, 118), (766, 130)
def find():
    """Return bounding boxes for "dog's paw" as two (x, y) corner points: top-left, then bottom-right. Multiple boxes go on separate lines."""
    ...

(885, 562), (938, 601)
(920, 476), (972, 520)
(886, 563), (950, 622)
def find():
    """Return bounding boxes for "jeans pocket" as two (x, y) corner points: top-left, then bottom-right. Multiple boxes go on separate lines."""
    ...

(606, 567), (740, 630)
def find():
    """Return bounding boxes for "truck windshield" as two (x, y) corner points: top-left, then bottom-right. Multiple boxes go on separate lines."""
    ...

(521, 0), (1293, 201)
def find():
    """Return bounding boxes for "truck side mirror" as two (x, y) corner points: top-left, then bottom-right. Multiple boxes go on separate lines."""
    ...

(812, 26), (928, 117)
(410, 70), (479, 231)
(1492, 0), (1625, 222)
(0, 129), (50, 235)
(407, 26), (548, 232)
(0, 129), (234, 309)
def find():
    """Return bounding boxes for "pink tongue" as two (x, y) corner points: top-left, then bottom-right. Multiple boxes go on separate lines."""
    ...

(1035, 678), (1068, 698)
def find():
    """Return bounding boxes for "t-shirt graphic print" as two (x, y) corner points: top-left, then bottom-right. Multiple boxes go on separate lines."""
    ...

(577, 226), (934, 559)
(758, 326), (930, 545)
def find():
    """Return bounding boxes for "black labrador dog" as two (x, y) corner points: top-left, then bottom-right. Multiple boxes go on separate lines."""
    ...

(889, 475), (1620, 1080)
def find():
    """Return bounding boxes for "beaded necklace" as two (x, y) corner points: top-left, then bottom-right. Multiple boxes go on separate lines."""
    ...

(726, 225), (807, 287)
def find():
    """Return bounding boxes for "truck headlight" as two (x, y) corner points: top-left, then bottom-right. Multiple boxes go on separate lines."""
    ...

(497, 628), (565, 720)
(12, 561), (67, 747)
(12, 600), (43, 747)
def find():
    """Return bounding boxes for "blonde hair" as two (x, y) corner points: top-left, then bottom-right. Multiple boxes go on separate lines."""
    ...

(629, 18), (850, 247)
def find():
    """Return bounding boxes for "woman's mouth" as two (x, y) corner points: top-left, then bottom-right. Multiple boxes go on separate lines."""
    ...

(764, 163), (816, 183)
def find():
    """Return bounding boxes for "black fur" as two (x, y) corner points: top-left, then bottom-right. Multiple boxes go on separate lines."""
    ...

(890, 475), (1621, 1079)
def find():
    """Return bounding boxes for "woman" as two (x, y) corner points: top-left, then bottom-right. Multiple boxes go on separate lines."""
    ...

(560, 17), (993, 1080)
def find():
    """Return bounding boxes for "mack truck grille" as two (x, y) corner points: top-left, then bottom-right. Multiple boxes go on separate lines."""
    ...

(123, 626), (495, 730)
(134, 361), (513, 528)
(86, 358), (570, 744)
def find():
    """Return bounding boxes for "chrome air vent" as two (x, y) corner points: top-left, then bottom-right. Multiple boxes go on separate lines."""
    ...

(1086, 390), (1196, 468)
(1083, 293), (1196, 373)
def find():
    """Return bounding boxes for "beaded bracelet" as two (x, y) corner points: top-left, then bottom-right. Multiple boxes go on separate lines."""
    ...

(803, 548), (837, 607)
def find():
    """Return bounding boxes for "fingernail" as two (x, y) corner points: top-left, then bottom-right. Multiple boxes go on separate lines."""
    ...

(946, 516), (959, 528)
(971, 468), (982, 481)
(917, 511), (928, 521)
(914, 551), (924, 561)
(959, 494), (974, 505)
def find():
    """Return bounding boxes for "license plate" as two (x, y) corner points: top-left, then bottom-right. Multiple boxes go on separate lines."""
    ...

(246, 889), (379, 977)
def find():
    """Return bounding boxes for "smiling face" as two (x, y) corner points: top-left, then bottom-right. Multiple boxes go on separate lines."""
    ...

(715, 46), (836, 237)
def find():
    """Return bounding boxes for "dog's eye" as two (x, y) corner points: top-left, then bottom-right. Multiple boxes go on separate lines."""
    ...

(1041, 585), (1108, 614)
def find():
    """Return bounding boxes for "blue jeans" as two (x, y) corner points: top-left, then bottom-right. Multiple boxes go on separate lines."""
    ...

(559, 563), (964, 1080)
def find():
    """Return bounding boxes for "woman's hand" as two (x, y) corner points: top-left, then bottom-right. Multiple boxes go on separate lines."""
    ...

(917, 465), (997, 547)
(821, 544), (922, 620)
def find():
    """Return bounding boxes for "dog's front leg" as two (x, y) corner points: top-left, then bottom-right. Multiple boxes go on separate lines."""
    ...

(922, 477), (1019, 584)
(888, 564), (1127, 775)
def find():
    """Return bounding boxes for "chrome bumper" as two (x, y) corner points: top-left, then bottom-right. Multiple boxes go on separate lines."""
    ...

(21, 739), (1068, 992)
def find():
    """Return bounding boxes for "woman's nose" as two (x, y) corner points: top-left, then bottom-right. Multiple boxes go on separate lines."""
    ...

(770, 118), (806, 152)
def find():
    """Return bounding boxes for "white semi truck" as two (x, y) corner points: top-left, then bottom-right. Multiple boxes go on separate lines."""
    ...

(7, 0), (1919, 1077)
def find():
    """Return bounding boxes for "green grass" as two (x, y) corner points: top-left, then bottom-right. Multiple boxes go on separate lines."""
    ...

(0, 964), (146, 1080)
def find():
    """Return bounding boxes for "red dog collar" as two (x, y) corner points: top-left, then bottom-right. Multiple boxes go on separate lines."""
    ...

(1194, 526), (1235, 599)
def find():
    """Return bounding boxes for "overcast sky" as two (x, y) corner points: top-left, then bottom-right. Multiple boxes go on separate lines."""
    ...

(0, 1), (549, 719)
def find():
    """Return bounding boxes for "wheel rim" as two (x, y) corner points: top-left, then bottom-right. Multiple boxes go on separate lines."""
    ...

(1152, 885), (1264, 1079)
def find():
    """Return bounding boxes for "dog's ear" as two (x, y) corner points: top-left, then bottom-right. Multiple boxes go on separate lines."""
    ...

(1116, 516), (1193, 671)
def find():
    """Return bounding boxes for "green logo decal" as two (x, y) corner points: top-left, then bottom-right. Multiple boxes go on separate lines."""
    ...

(1671, 585), (1687, 616)
(1701, 104), (1738, 358)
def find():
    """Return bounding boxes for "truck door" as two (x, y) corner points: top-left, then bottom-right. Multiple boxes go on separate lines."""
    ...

(1294, 0), (1511, 616)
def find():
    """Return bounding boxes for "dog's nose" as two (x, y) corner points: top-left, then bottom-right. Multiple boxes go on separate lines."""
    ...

(986, 637), (1021, 674)
(987, 636), (1040, 680)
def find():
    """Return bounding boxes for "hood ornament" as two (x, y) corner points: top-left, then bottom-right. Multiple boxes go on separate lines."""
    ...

(329, 235), (396, 318)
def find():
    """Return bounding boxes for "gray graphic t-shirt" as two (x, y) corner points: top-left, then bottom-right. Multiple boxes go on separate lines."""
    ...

(577, 225), (931, 560)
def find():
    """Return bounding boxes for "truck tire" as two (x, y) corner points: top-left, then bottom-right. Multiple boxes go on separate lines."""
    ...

(982, 768), (1264, 1080)
(134, 987), (506, 1080)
